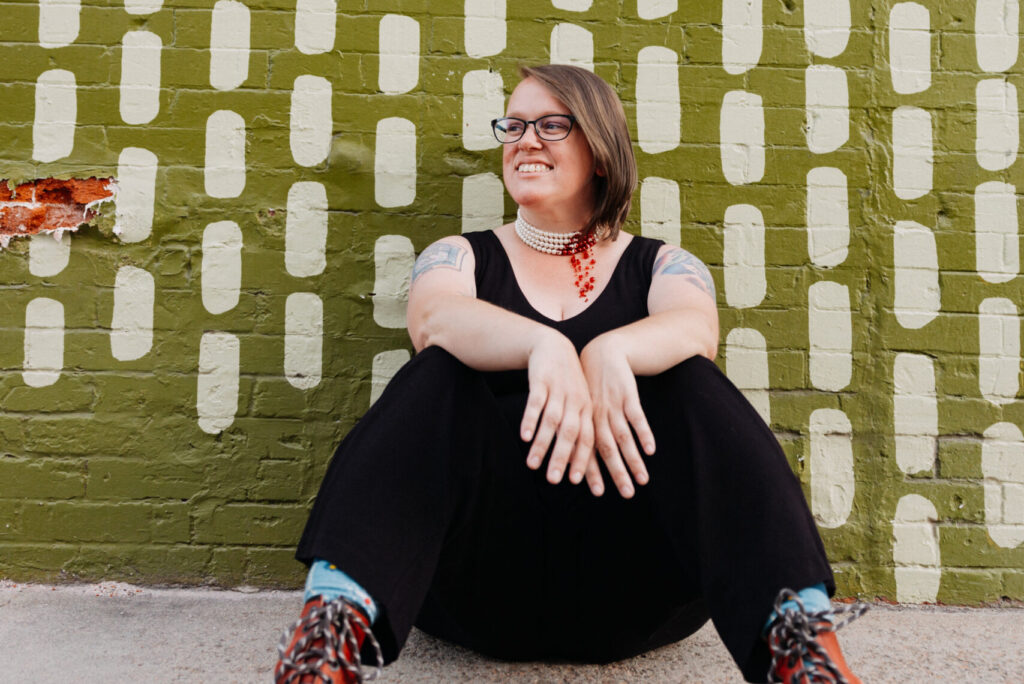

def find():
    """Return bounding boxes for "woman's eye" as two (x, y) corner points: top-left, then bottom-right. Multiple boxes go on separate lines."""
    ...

(505, 122), (525, 134)
(542, 121), (568, 132)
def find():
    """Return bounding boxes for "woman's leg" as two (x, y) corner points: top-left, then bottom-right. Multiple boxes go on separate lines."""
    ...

(634, 355), (835, 682)
(295, 346), (549, 664)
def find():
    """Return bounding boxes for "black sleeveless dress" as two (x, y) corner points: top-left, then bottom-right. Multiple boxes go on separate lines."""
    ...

(296, 230), (833, 683)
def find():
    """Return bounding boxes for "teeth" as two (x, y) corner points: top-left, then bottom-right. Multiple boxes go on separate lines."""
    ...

(517, 163), (551, 173)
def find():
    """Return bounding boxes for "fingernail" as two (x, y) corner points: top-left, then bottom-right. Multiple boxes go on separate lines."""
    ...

(623, 486), (634, 498)
(549, 469), (561, 481)
(570, 471), (582, 484)
(523, 430), (533, 441)
(645, 442), (655, 454)
(637, 473), (649, 485)
(527, 457), (539, 468)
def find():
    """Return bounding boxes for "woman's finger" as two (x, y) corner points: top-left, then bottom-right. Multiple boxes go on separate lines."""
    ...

(584, 454), (604, 496)
(568, 409), (594, 485)
(624, 396), (656, 456)
(610, 411), (648, 487)
(520, 383), (548, 443)
(526, 395), (563, 469)
(594, 414), (634, 498)
(546, 409), (580, 484)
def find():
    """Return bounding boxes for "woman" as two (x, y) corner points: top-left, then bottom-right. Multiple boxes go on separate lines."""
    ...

(275, 65), (865, 684)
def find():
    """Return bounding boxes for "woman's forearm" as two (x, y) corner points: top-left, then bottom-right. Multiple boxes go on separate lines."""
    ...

(410, 293), (568, 371)
(586, 308), (719, 377)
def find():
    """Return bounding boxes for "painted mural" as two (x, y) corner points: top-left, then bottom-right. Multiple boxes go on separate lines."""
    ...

(0, 0), (1022, 602)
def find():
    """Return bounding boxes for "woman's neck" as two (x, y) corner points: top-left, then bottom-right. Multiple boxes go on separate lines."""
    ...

(517, 206), (587, 235)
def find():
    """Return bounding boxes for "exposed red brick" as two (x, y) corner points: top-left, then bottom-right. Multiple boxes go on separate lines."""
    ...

(0, 177), (115, 238)
(11, 182), (35, 201)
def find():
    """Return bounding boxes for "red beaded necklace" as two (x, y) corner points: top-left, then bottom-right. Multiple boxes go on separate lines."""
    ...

(514, 210), (598, 301)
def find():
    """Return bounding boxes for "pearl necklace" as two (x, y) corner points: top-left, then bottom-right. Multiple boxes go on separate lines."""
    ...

(515, 209), (598, 300)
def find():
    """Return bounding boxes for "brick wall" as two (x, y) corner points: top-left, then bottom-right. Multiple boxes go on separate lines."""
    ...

(1, 0), (1022, 602)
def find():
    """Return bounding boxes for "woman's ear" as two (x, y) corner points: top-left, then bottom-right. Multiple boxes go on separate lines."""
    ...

(595, 164), (606, 177)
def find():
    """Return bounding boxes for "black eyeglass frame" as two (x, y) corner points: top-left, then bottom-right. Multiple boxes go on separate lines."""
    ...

(490, 115), (577, 144)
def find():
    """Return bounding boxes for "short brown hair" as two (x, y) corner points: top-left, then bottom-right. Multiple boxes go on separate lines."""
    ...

(519, 64), (637, 240)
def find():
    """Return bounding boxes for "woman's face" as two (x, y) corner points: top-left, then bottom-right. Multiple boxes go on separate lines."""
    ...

(502, 77), (598, 224)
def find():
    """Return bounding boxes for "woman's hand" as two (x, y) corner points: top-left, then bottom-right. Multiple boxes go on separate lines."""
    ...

(579, 333), (656, 499)
(521, 329), (598, 490)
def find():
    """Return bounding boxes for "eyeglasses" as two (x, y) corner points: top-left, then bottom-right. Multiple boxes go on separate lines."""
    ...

(491, 115), (576, 144)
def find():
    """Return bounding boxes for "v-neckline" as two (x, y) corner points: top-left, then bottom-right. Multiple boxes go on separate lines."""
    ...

(487, 230), (638, 324)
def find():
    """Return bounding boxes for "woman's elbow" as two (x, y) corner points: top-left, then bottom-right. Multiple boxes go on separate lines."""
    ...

(407, 301), (444, 353)
(700, 316), (719, 362)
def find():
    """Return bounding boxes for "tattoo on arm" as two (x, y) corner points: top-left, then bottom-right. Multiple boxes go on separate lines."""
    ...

(412, 242), (468, 283)
(652, 248), (717, 299)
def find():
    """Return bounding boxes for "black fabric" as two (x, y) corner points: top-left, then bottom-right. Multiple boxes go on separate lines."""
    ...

(296, 231), (834, 682)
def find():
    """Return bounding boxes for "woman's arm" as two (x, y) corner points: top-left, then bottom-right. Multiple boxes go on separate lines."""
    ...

(596, 243), (720, 373)
(407, 236), (599, 490)
(575, 244), (719, 498)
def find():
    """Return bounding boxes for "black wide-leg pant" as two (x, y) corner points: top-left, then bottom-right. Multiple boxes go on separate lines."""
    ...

(296, 346), (834, 682)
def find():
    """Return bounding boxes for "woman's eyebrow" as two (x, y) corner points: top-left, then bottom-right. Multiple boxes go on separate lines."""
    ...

(504, 110), (570, 119)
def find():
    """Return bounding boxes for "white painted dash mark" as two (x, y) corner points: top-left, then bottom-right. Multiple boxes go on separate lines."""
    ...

(115, 147), (158, 243)
(295, 0), (336, 55)
(375, 117), (417, 207)
(197, 332), (240, 434)
(720, 90), (764, 185)
(33, 69), (77, 163)
(978, 297), (1020, 405)
(210, 0), (250, 91)
(373, 234), (415, 329)
(379, 14), (420, 94)
(462, 173), (505, 234)
(723, 204), (766, 309)
(725, 327), (771, 425)
(974, 181), (1018, 283)
(893, 220), (939, 330)
(120, 31), (162, 125)
(286, 182), (328, 277)
(23, 298), (64, 388)
(893, 353), (937, 475)
(290, 75), (333, 167)
(201, 221), (243, 315)
(808, 281), (851, 391)
(111, 266), (155, 361)
(640, 177), (680, 246)
(285, 293), (323, 390)
(38, 0), (81, 49)
(636, 46), (680, 154)
(893, 494), (941, 602)
(982, 422), (1024, 548)
(464, 0), (506, 58)
(205, 110), (246, 198)
(810, 408), (855, 529)
(722, 0), (762, 75)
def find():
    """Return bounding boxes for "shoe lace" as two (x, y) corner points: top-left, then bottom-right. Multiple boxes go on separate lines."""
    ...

(766, 588), (868, 684)
(277, 597), (384, 683)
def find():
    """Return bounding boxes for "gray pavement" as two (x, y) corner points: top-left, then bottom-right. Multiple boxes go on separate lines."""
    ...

(1, 580), (1022, 682)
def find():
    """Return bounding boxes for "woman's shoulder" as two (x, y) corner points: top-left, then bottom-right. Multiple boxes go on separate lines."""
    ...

(617, 232), (665, 268)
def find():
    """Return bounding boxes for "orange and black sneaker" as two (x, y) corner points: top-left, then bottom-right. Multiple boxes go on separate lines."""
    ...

(766, 588), (867, 684)
(275, 595), (383, 684)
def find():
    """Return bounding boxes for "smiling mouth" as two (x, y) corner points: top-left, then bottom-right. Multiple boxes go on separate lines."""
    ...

(517, 163), (552, 173)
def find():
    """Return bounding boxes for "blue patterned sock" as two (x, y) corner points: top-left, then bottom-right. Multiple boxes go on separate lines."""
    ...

(304, 559), (379, 623)
(764, 583), (830, 633)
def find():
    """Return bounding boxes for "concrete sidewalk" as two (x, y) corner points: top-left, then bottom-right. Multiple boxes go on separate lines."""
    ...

(1, 580), (1022, 683)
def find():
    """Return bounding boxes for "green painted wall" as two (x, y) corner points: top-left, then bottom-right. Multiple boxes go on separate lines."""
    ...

(1, 0), (1023, 603)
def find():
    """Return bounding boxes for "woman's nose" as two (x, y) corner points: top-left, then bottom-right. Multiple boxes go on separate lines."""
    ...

(517, 123), (543, 148)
